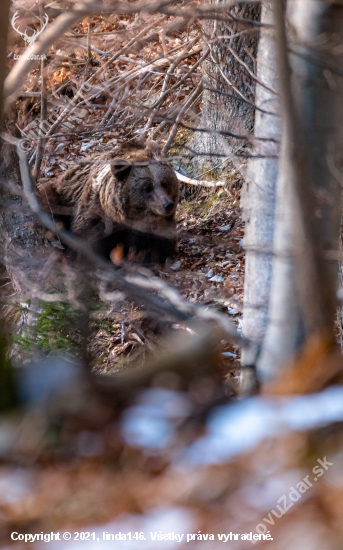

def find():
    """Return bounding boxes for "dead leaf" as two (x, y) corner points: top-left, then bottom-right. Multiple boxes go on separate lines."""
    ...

(110, 244), (124, 265)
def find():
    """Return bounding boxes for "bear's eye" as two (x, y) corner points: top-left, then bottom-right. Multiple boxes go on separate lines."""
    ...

(144, 183), (153, 192)
(161, 181), (170, 190)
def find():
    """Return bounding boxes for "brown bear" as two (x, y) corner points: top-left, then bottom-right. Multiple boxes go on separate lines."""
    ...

(40, 146), (180, 264)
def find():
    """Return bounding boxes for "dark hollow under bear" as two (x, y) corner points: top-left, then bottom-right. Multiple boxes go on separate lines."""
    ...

(39, 147), (180, 264)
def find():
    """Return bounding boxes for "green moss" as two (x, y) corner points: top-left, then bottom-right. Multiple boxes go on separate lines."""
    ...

(205, 193), (219, 214)
(14, 301), (82, 355)
(98, 320), (116, 334)
(14, 295), (118, 359)
(177, 192), (230, 221)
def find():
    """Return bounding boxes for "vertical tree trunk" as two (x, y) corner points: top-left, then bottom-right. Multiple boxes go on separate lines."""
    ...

(0, 1), (22, 294)
(258, 0), (343, 381)
(240, 2), (280, 389)
(256, 136), (303, 379)
(0, 1), (10, 118)
(0, 1), (19, 411)
(189, 3), (261, 174)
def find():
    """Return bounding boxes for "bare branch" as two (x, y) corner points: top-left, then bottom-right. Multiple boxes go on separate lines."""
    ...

(175, 171), (225, 188)
(33, 56), (47, 180)
(162, 80), (203, 154)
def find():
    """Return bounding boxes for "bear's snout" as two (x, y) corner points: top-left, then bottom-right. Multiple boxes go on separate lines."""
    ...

(163, 199), (174, 214)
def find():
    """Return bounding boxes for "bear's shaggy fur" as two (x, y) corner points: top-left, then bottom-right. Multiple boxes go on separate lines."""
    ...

(39, 147), (180, 263)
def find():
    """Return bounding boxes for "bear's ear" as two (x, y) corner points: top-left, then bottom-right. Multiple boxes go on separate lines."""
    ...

(111, 158), (132, 181)
(146, 141), (162, 160)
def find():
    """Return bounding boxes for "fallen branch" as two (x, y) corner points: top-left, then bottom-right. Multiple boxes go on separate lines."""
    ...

(18, 92), (41, 97)
(175, 171), (226, 187)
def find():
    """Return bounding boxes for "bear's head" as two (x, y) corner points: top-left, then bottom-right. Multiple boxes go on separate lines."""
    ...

(98, 152), (179, 232)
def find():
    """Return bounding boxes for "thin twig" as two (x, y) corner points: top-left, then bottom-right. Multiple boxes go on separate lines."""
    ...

(162, 80), (203, 154)
(87, 19), (93, 63)
(33, 56), (47, 179)
(139, 37), (200, 141)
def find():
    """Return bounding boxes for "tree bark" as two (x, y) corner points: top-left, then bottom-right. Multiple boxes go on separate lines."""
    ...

(258, 0), (343, 381)
(0, 1), (10, 118)
(240, 2), (280, 388)
(256, 135), (303, 379)
(189, 2), (261, 174)
(0, 1), (19, 411)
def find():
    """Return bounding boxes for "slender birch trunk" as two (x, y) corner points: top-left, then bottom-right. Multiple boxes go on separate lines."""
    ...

(240, 2), (280, 389)
(256, 136), (303, 379)
(258, 0), (343, 380)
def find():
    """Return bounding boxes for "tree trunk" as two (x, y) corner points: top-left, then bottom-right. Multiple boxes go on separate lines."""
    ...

(256, 136), (304, 379)
(240, 2), (280, 388)
(0, 1), (10, 118)
(258, 0), (343, 381)
(189, 2), (261, 174)
(0, 1), (20, 411)
(0, 1), (27, 297)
